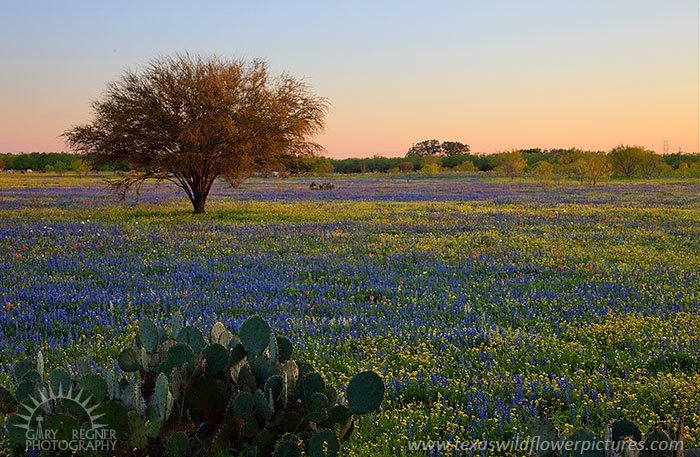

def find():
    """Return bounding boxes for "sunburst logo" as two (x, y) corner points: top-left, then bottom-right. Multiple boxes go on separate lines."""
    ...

(11, 384), (116, 452)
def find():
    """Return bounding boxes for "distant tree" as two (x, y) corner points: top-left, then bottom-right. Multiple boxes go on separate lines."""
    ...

(398, 161), (414, 172)
(637, 153), (670, 178)
(441, 141), (470, 156)
(0, 160), (4, 170)
(407, 139), (442, 156)
(407, 139), (470, 157)
(493, 150), (526, 180)
(43, 164), (54, 172)
(421, 163), (441, 175)
(521, 148), (552, 167)
(454, 160), (477, 173)
(571, 151), (611, 185)
(311, 157), (334, 174)
(71, 158), (92, 177)
(64, 53), (328, 213)
(421, 155), (442, 166)
(687, 161), (700, 178)
(531, 160), (554, 180)
(420, 155), (442, 174)
(53, 160), (67, 175)
(608, 145), (655, 177)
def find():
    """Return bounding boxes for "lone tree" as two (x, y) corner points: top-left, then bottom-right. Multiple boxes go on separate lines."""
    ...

(64, 54), (328, 213)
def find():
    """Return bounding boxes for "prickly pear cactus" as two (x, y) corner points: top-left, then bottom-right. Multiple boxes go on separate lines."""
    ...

(309, 429), (340, 457)
(239, 315), (272, 357)
(613, 419), (642, 443)
(155, 372), (173, 422)
(346, 371), (385, 414)
(117, 347), (141, 372)
(641, 426), (676, 457)
(530, 417), (563, 457)
(176, 325), (206, 353)
(166, 431), (189, 457)
(0, 315), (386, 457)
(570, 429), (604, 457)
(138, 317), (160, 353)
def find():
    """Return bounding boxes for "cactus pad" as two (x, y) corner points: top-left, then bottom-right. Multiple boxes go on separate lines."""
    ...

(570, 429), (604, 457)
(97, 400), (130, 441)
(117, 348), (141, 372)
(255, 388), (271, 421)
(166, 431), (189, 457)
(276, 337), (294, 363)
(203, 343), (229, 377)
(159, 343), (195, 375)
(14, 381), (36, 402)
(302, 372), (326, 401)
(176, 326), (206, 353)
(275, 440), (303, 457)
(210, 321), (233, 346)
(530, 417), (561, 457)
(127, 410), (148, 449)
(325, 385), (338, 406)
(145, 405), (162, 438)
(239, 316), (272, 357)
(233, 391), (255, 420)
(269, 333), (279, 362)
(104, 369), (116, 400)
(50, 368), (72, 394)
(13, 359), (34, 381)
(138, 318), (159, 353)
(78, 374), (108, 403)
(309, 429), (340, 457)
(612, 419), (642, 443)
(156, 373), (172, 421)
(642, 428), (675, 457)
(264, 375), (285, 403)
(250, 355), (280, 384)
(171, 312), (184, 339)
(43, 413), (80, 442)
(346, 371), (384, 415)
(305, 392), (329, 423)
(229, 342), (247, 365)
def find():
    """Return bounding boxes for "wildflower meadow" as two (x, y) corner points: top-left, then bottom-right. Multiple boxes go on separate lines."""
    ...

(1, 174), (699, 455)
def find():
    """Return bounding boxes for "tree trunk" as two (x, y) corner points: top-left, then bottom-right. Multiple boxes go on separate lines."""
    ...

(192, 190), (207, 214)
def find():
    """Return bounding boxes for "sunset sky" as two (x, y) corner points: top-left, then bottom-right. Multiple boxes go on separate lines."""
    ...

(1, 1), (698, 158)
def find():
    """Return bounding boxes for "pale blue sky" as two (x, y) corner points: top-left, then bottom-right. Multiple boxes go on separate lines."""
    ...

(1, 1), (698, 156)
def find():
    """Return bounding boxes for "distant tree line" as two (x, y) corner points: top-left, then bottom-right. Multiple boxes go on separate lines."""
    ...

(305, 144), (700, 181)
(2, 145), (700, 183)
(0, 152), (129, 173)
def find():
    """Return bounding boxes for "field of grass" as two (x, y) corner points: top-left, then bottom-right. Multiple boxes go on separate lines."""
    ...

(1, 174), (699, 455)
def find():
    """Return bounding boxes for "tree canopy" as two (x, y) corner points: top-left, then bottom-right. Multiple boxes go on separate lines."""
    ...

(608, 145), (655, 177)
(64, 54), (328, 213)
(406, 139), (470, 157)
(493, 150), (527, 180)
